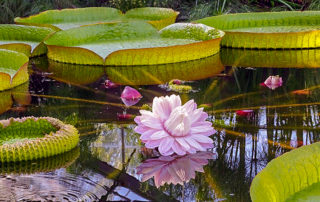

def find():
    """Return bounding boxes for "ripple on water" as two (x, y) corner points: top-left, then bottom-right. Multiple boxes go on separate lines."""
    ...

(0, 170), (109, 201)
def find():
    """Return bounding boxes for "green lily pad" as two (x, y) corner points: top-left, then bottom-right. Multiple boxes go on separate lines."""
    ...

(44, 22), (224, 65)
(15, 7), (179, 30)
(195, 11), (320, 49)
(106, 53), (224, 85)
(0, 25), (55, 57)
(250, 142), (320, 202)
(221, 48), (320, 68)
(0, 117), (80, 162)
(0, 49), (29, 91)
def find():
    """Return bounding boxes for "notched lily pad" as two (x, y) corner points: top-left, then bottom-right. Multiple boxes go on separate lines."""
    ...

(0, 117), (80, 162)
(15, 7), (179, 30)
(44, 22), (224, 66)
(0, 25), (55, 57)
(250, 142), (320, 202)
(195, 11), (320, 49)
(0, 49), (29, 91)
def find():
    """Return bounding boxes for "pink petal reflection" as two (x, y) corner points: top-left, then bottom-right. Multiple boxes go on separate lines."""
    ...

(263, 75), (283, 90)
(105, 80), (118, 89)
(121, 86), (142, 106)
(137, 152), (214, 187)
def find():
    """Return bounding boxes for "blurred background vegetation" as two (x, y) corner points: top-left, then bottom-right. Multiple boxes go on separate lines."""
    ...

(0, 0), (319, 23)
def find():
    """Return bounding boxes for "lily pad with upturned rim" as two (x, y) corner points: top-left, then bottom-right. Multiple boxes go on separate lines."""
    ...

(250, 142), (320, 202)
(44, 22), (224, 66)
(0, 25), (55, 57)
(0, 49), (29, 91)
(195, 11), (320, 49)
(0, 117), (79, 162)
(14, 7), (179, 31)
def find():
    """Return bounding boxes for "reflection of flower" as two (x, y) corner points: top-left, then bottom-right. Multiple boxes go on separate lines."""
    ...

(137, 152), (214, 187)
(134, 94), (215, 156)
(121, 86), (142, 106)
(105, 80), (118, 89)
(263, 75), (283, 90)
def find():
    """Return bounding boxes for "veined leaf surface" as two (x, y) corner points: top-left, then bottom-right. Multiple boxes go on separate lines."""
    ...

(15, 7), (179, 30)
(0, 49), (29, 91)
(0, 25), (55, 57)
(250, 142), (320, 202)
(44, 22), (224, 65)
(195, 11), (320, 49)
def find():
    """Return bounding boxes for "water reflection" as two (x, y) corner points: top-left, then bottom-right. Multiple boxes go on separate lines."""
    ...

(137, 152), (214, 187)
(1, 50), (320, 201)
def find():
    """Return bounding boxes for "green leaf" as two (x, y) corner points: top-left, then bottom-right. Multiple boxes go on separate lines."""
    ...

(44, 22), (224, 65)
(0, 117), (79, 162)
(250, 142), (320, 202)
(0, 25), (55, 57)
(195, 11), (320, 49)
(15, 7), (179, 30)
(0, 49), (29, 91)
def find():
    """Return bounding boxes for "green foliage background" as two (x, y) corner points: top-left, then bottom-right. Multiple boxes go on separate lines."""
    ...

(1, 0), (319, 24)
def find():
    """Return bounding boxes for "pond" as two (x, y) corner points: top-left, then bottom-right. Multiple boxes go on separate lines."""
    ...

(0, 48), (320, 201)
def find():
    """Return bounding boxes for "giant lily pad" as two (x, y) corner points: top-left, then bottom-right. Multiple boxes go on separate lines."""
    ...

(0, 25), (55, 57)
(44, 22), (224, 65)
(196, 11), (320, 49)
(0, 49), (29, 91)
(250, 142), (320, 202)
(221, 48), (320, 68)
(0, 117), (79, 162)
(106, 53), (224, 85)
(15, 7), (179, 30)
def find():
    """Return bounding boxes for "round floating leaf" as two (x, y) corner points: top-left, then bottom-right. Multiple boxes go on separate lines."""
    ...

(106, 53), (224, 85)
(0, 49), (29, 91)
(0, 25), (55, 57)
(0, 117), (79, 162)
(15, 7), (178, 30)
(250, 142), (320, 202)
(221, 48), (320, 68)
(195, 11), (320, 49)
(44, 22), (224, 65)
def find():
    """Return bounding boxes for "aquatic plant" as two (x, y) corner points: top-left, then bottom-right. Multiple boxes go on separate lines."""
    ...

(195, 11), (320, 49)
(263, 75), (283, 90)
(44, 22), (224, 65)
(15, 7), (179, 30)
(134, 94), (215, 156)
(0, 117), (79, 162)
(137, 151), (214, 187)
(0, 24), (55, 57)
(0, 49), (29, 91)
(121, 86), (142, 106)
(250, 142), (320, 202)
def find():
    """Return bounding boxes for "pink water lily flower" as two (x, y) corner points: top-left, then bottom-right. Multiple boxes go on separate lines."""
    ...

(134, 94), (215, 156)
(121, 86), (142, 106)
(263, 75), (283, 90)
(137, 152), (214, 187)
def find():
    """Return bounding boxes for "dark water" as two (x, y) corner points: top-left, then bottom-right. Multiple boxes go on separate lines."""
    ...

(1, 48), (320, 201)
